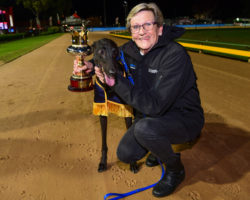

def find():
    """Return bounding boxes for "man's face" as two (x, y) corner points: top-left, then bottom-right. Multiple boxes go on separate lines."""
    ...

(130, 10), (163, 54)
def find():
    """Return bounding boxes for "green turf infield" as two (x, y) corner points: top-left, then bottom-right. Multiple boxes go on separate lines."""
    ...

(0, 33), (64, 64)
(111, 28), (250, 61)
(111, 28), (250, 50)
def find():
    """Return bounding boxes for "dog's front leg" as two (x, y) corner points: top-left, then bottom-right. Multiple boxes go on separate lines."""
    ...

(125, 117), (140, 173)
(98, 115), (108, 172)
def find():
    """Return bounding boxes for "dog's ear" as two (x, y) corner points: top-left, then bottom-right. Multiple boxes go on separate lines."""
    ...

(106, 39), (119, 58)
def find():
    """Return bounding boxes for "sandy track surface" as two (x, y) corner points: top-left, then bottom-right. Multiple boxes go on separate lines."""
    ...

(0, 32), (249, 200)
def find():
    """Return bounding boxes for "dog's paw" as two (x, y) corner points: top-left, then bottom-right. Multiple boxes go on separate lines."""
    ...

(98, 162), (107, 172)
(130, 162), (139, 174)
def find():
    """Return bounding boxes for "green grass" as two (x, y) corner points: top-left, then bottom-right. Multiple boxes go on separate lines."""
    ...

(111, 27), (250, 61)
(180, 28), (250, 45)
(0, 33), (64, 64)
(112, 28), (250, 50)
(1, 28), (249, 65)
(177, 28), (250, 50)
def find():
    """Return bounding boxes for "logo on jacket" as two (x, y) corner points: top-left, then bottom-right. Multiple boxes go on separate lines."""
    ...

(148, 68), (158, 74)
(130, 64), (136, 69)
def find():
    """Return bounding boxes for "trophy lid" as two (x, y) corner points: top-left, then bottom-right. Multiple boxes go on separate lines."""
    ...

(67, 44), (92, 55)
(67, 24), (91, 55)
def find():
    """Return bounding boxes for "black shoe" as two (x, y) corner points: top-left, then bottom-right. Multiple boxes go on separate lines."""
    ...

(152, 168), (185, 197)
(146, 153), (160, 167)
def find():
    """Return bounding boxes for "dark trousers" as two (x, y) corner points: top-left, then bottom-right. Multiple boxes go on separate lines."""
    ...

(117, 111), (203, 163)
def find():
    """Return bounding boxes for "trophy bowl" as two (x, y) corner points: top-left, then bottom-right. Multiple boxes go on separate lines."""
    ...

(67, 27), (93, 92)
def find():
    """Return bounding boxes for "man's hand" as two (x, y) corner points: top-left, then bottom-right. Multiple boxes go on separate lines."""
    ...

(73, 59), (94, 75)
(95, 66), (115, 87)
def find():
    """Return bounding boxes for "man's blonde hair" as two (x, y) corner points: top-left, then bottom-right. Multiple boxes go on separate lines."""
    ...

(126, 3), (164, 30)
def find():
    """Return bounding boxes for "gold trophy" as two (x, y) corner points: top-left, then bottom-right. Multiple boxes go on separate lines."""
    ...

(67, 24), (93, 92)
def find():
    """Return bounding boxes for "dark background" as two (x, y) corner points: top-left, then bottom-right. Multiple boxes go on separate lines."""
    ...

(71, 0), (250, 25)
(1, 0), (250, 26)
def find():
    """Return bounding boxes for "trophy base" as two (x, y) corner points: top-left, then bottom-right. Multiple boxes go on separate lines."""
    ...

(68, 75), (93, 92)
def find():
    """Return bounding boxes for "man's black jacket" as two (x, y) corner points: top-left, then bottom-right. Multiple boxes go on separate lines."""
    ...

(114, 25), (204, 126)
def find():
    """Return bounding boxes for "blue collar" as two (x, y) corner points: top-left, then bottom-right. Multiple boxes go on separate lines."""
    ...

(118, 50), (134, 85)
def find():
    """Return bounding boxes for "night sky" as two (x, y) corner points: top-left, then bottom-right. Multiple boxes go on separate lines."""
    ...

(73, 0), (194, 19)
(1, 0), (250, 26)
(71, 0), (250, 25)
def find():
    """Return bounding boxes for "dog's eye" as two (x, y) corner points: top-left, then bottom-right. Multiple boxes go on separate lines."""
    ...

(98, 49), (105, 55)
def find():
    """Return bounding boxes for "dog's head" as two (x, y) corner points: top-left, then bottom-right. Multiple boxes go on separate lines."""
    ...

(92, 38), (121, 78)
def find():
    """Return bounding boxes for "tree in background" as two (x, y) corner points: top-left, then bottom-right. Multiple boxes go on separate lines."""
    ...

(46, 0), (72, 25)
(16, 0), (71, 28)
(16, 0), (50, 28)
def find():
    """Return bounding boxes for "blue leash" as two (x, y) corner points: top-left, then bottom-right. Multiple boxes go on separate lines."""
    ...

(105, 51), (164, 199)
(104, 161), (165, 200)
(118, 50), (134, 85)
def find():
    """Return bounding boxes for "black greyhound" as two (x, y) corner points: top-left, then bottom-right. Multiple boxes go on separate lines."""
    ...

(92, 38), (139, 173)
